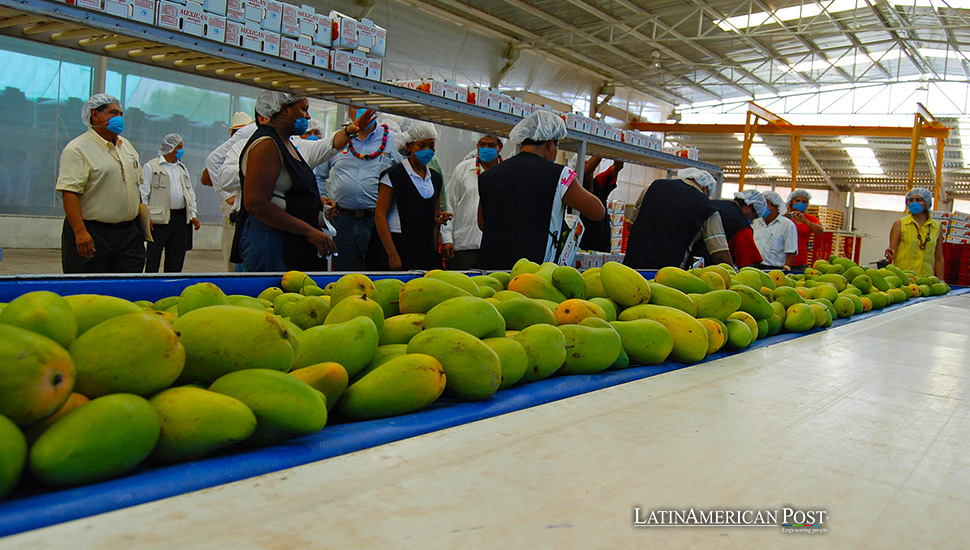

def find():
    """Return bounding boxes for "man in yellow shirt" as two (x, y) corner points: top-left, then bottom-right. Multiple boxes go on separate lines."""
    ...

(56, 94), (146, 273)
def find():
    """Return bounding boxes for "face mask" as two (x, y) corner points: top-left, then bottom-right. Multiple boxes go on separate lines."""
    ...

(792, 202), (807, 212)
(293, 117), (310, 135)
(106, 116), (124, 135)
(478, 147), (498, 163)
(175, 148), (184, 160)
(414, 148), (435, 165)
(908, 201), (924, 215)
(305, 135), (320, 141)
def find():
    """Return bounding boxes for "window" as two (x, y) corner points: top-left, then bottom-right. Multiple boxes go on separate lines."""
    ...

(851, 192), (905, 212)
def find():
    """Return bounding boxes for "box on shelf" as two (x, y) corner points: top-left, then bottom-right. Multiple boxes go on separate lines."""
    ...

(510, 98), (532, 118)
(394, 78), (444, 96)
(105, 0), (155, 23)
(564, 113), (592, 133)
(311, 13), (331, 47)
(280, 36), (324, 67)
(280, 4), (303, 38)
(355, 17), (386, 57)
(226, 20), (278, 55)
(441, 80), (467, 102)
(329, 10), (358, 50)
(66, 0), (105, 10)
(622, 130), (646, 148)
(201, 0), (224, 15)
(259, 0), (281, 32)
(156, 1), (225, 41)
(225, 0), (243, 21)
(646, 136), (662, 150)
(468, 87), (510, 113)
(243, 0), (261, 20)
(330, 50), (380, 80)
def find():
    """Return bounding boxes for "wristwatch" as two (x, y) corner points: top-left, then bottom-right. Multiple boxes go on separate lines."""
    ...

(343, 125), (357, 138)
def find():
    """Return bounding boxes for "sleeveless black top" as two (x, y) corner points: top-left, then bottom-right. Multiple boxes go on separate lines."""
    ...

(623, 179), (716, 269)
(691, 199), (750, 264)
(381, 162), (442, 270)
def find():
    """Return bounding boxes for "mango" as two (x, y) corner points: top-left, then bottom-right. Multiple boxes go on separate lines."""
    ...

(533, 262), (559, 281)
(918, 284), (931, 297)
(148, 387), (257, 463)
(813, 284), (839, 304)
(471, 275), (504, 293)
(768, 270), (791, 288)
(697, 318), (727, 355)
(609, 319), (674, 365)
(931, 282), (949, 296)
(582, 269), (610, 299)
(556, 323), (623, 375)
(756, 318), (769, 338)
(380, 313), (426, 345)
(64, 294), (142, 336)
(256, 287), (283, 303)
(338, 354), (446, 420)
(288, 296), (331, 330)
(729, 285), (774, 320)
(553, 299), (607, 325)
(21, 393), (89, 444)
(885, 264), (910, 283)
(864, 292), (889, 309)
(479, 286), (496, 299)
(860, 296), (873, 312)
(766, 314), (783, 336)
(618, 304), (707, 364)
(408, 328), (502, 401)
(175, 305), (295, 384)
(425, 270), (479, 296)
(832, 257), (857, 271)
(0, 290), (77, 349)
(153, 296), (180, 311)
(324, 294), (384, 337)
(29, 393), (160, 485)
(280, 270), (316, 293)
(610, 346), (631, 369)
(177, 283), (230, 317)
(734, 269), (765, 291)
(71, 312), (184, 398)
(294, 317), (379, 378)
(551, 265), (587, 299)
(423, 296), (505, 338)
(0, 325), (75, 426)
(700, 270), (727, 291)
(497, 298), (558, 330)
(700, 264), (733, 288)
(372, 278), (404, 318)
(273, 292), (304, 318)
(815, 274), (847, 292)
(693, 289), (742, 320)
(865, 269), (890, 292)
(301, 285), (326, 297)
(534, 298), (561, 311)
(290, 362), (348, 411)
(884, 275), (903, 289)
(833, 296), (855, 319)
(887, 287), (908, 303)
(488, 271), (512, 288)
(770, 286), (805, 310)
(906, 283), (921, 298)
(492, 289), (526, 302)
(483, 337), (529, 389)
(601, 261), (651, 307)
(508, 273), (567, 303)
(330, 273), (376, 307)
(655, 266), (708, 295)
(399, 277), (472, 314)
(511, 258), (540, 278)
(728, 311), (758, 345)
(842, 266), (866, 282)
(227, 295), (268, 310)
(588, 297), (618, 321)
(513, 324), (566, 383)
(0, 415), (26, 499)
(647, 283), (697, 316)
(353, 344), (410, 384)
(724, 319), (752, 351)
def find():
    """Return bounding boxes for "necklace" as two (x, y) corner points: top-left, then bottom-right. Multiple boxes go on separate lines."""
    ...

(475, 154), (503, 175)
(347, 125), (389, 160)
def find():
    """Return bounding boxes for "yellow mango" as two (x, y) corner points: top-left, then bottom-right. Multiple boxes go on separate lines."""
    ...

(408, 328), (501, 401)
(338, 354), (446, 420)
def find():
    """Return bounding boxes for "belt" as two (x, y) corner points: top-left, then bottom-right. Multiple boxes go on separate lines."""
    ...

(86, 218), (137, 228)
(339, 207), (375, 218)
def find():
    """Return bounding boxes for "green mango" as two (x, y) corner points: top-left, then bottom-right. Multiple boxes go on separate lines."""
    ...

(423, 296), (506, 339)
(609, 319), (674, 365)
(408, 328), (502, 400)
(148, 387), (256, 463)
(647, 283), (697, 316)
(178, 283), (230, 317)
(371, 278), (405, 318)
(557, 323), (622, 375)
(294, 317), (379, 378)
(513, 324), (567, 383)
(729, 285), (774, 320)
(483, 337), (529, 389)
(497, 298), (557, 331)
(551, 265), (587, 299)
(693, 289), (742, 320)
(0, 415), (27, 499)
(338, 354), (446, 420)
(380, 313), (425, 345)
(0, 291), (78, 349)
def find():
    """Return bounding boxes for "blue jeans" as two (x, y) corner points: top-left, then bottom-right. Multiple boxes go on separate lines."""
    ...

(331, 213), (374, 271)
(239, 216), (287, 272)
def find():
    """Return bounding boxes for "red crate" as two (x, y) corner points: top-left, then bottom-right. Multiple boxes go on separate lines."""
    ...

(943, 243), (970, 285)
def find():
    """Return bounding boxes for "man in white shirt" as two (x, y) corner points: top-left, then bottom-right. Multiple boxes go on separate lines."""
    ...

(752, 190), (798, 270)
(140, 133), (200, 273)
(202, 112), (253, 271)
(440, 134), (503, 270)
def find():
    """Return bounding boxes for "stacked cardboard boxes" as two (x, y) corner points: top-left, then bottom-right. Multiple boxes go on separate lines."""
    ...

(608, 199), (626, 254)
(328, 11), (383, 80)
(935, 211), (970, 244)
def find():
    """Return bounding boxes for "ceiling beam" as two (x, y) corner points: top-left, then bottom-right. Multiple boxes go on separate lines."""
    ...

(631, 122), (951, 138)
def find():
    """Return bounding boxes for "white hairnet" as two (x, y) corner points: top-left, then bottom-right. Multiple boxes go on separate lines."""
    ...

(231, 111), (253, 130)
(735, 189), (768, 218)
(762, 190), (788, 216)
(255, 91), (302, 118)
(307, 117), (325, 134)
(82, 93), (121, 129)
(906, 187), (933, 211)
(787, 189), (812, 203)
(159, 133), (183, 155)
(395, 121), (437, 155)
(677, 168), (716, 191)
(509, 110), (567, 144)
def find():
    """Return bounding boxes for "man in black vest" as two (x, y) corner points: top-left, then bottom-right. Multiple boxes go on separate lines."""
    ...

(693, 189), (767, 268)
(624, 168), (733, 269)
(477, 111), (606, 270)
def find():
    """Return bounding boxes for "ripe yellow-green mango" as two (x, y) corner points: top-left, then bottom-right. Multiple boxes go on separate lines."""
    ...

(699, 265), (733, 288)
(808, 303), (829, 328)
(693, 289), (741, 320)
(281, 270), (316, 293)
(810, 297), (836, 320)
(488, 271), (512, 289)
(905, 283), (920, 298)
(833, 296), (855, 319)
(601, 262), (651, 307)
(408, 328), (501, 401)
(22, 393), (89, 444)
(734, 269), (765, 291)
(29, 393), (160, 485)
(770, 286), (804, 310)
(280, 319), (301, 355)
(727, 311), (758, 346)
(815, 274), (847, 292)
(325, 294), (385, 337)
(729, 285), (774, 320)
(841, 293), (864, 315)
(655, 266), (709, 295)
(322, 282), (335, 296)
(71, 312), (184, 398)
(533, 262), (559, 281)
(931, 283), (950, 296)
(610, 346), (630, 369)
(178, 283), (230, 317)
(756, 318), (769, 338)
(768, 270), (792, 288)
(588, 297), (618, 321)
(865, 269), (890, 292)
(0, 325), (75, 427)
(558, 323), (622, 375)
(916, 275), (938, 286)
(766, 314), (783, 336)
(617, 304), (707, 364)
(700, 270), (727, 291)
(64, 294), (142, 336)
(551, 265), (587, 299)
(696, 318), (726, 355)
(812, 283), (839, 304)
(273, 292), (304, 317)
(380, 313), (425, 345)
(863, 292), (888, 310)
(553, 299), (607, 325)
(209, 369), (326, 446)
(0, 415), (26, 500)
(842, 266), (866, 282)
(288, 296), (331, 330)
(851, 274), (872, 293)
(582, 269), (610, 299)
(372, 278), (405, 318)
(479, 286), (497, 299)
(770, 301), (787, 320)
(513, 324), (567, 383)
(255, 287), (283, 304)
(176, 306), (296, 384)
(399, 277), (472, 314)
(301, 285), (326, 297)
(290, 362), (348, 411)
(294, 317), (378, 378)
(497, 298), (557, 330)
(508, 273), (567, 303)
(352, 344), (410, 384)
(472, 275), (504, 293)
(338, 354), (446, 420)
(148, 387), (256, 464)
(841, 286), (862, 297)
(492, 290), (526, 302)
(425, 270), (479, 296)
(0, 290), (78, 349)
(511, 258), (540, 278)
(647, 283), (697, 316)
(818, 262), (845, 275)
(883, 275), (902, 289)
(860, 296), (873, 312)
(534, 298), (560, 311)
(228, 295), (268, 310)
(483, 337), (529, 389)
(724, 319), (751, 350)
(887, 287), (908, 303)
(330, 273), (376, 307)
(423, 296), (505, 339)
(885, 264), (910, 283)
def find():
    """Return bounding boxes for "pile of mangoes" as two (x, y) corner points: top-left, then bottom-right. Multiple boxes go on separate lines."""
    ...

(0, 255), (951, 499)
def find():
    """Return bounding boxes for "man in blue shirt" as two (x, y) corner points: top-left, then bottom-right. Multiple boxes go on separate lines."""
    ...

(316, 108), (402, 271)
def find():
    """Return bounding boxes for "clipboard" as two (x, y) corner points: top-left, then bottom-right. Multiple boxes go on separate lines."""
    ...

(138, 203), (154, 243)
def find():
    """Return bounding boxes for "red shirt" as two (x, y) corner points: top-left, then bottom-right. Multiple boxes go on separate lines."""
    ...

(791, 213), (820, 266)
(729, 226), (763, 268)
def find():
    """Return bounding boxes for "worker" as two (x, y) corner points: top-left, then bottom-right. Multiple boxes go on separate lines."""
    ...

(232, 92), (336, 271)
(623, 167), (732, 269)
(885, 187), (946, 279)
(785, 189), (824, 271)
(140, 133), (200, 273)
(369, 122), (451, 270)
(56, 93), (146, 274)
(205, 111), (256, 271)
(477, 110), (605, 269)
(753, 190), (798, 270)
(439, 134), (503, 270)
(315, 107), (403, 271)
(693, 189), (765, 268)
(577, 156), (624, 253)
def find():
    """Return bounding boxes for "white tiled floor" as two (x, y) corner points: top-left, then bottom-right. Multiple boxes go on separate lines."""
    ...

(3, 295), (969, 549)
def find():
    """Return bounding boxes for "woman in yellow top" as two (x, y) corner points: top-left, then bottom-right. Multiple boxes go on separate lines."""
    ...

(884, 187), (946, 279)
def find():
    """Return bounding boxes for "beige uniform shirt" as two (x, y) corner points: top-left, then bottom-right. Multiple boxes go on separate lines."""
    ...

(56, 128), (142, 223)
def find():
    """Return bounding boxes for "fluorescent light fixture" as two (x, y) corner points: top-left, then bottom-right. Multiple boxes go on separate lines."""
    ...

(735, 133), (764, 142)
(748, 144), (789, 176)
(716, 0), (970, 32)
(841, 137), (884, 175)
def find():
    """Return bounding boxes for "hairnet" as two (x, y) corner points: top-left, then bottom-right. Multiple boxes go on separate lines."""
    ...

(255, 91), (302, 118)
(82, 93), (121, 129)
(231, 111), (253, 130)
(906, 187), (933, 211)
(762, 190), (788, 216)
(395, 121), (437, 155)
(677, 168), (716, 191)
(480, 134), (504, 146)
(787, 189), (812, 203)
(509, 110), (567, 143)
(159, 133), (183, 155)
(307, 117), (325, 134)
(735, 189), (768, 218)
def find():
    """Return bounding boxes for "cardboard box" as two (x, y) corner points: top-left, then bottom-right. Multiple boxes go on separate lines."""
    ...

(201, 0), (224, 15)
(356, 17), (386, 57)
(68, 0), (105, 11)
(105, 0), (155, 23)
(225, 0), (243, 21)
(510, 98), (532, 118)
(329, 10), (358, 50)
(282, 4), (316, 38)
(281, 3), (300, 37)
(157, 1), (224, 41)
(394, 79), (444, 95)
(226, 20), (276, 54)
(243, 0), (261, 20)
(280, 36), (312, 65)
(441, 80), (467, 102)
(258, 0), (281, 32)
(469, 87), (510, 112)
(312, 13), (332, 47)
(564, 113), (588, 133)
(365, 57), (382, 80)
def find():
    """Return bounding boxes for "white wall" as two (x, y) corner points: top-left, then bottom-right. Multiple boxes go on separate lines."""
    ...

(0, 216), (223, 250)
(848, 208), (902, 267)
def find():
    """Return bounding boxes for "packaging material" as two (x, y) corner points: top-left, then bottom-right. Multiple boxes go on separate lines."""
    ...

(621, 130), (646, 148)
(282, 4), (316, 38)
(510, 98), (532, 118)
(243, 0), (261, 21)
(226, 19), (278, 55)
(225, 0), (243, 21)
(67, 0), (105, 10)
(280, 36), (313, 65)
(329, 10), (358, 50)
(157, 1), (225, 42)
(441, 80), (467, 102)
(311, 13), (332, 47)
(201, 0), (224, 15)
(393, 79), (467, 102)
(258, 0), (282, 32)
(331, 50), (380, 79)
(356, 17), (386, 57)
(468, 87), (511, 113)
(105, 0), (155, 23)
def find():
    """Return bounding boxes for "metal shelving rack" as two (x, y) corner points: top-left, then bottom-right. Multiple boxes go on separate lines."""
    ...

(0, 0), (722, 178)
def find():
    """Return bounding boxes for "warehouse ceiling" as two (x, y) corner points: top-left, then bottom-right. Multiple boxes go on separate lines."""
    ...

(411, 0), (970, 198)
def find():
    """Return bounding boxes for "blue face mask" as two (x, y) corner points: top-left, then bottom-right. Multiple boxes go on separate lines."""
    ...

(908, 201), (924, 215)
(293, 117), (309, 135)
(414, 148), (435, 165)
(478, 147), (498, 163)
(174, 148), (184, 160)
(792, 202), (807, 212)
(305, 135), (320, 141)
(106, 116), (124, 135)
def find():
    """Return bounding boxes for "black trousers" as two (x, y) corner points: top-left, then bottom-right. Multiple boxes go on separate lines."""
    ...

(448, 249), (480, 271)
(146, 208), (189, 273)
(61, 217), (146, 274)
